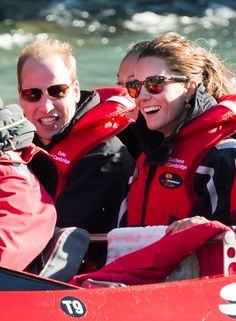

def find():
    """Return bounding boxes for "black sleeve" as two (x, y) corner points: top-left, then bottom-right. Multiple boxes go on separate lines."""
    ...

(191, 138), (236, 225)
(116, 124), (141, 160)
(55, 136), (135, 233)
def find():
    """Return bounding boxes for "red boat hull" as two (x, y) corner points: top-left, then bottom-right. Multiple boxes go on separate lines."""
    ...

(1, 269), (236, 320)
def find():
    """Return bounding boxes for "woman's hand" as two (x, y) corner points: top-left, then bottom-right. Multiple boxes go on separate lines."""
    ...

(166, 216), (209, 234)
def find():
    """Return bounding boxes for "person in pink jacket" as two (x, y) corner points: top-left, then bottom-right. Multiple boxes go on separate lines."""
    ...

(0, 102), (57, 271)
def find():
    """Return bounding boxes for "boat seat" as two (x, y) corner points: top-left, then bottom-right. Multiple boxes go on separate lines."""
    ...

(79, 234), (108, 274)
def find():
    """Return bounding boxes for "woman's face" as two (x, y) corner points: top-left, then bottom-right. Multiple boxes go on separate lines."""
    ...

(117, 53), (139, 87)
(116, 53), (139, 121)
(135, 56), (188, 137)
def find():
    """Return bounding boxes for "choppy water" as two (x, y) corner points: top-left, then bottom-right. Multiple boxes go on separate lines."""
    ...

(0, 0), (236, 105)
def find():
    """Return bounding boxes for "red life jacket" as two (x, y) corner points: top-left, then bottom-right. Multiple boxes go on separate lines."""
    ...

(127, 97), (236, 226)
(49, 87), (134, 195)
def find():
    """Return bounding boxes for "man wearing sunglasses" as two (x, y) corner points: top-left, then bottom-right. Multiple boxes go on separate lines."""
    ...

(17, 38), (134, 234)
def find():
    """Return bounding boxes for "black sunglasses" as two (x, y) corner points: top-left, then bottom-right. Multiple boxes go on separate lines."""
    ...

(125, 75), (189, 98)
(20, 83), (72, 102)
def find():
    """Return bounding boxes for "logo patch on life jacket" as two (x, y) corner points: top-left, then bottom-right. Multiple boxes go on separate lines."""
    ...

(159, 172), (183, 189)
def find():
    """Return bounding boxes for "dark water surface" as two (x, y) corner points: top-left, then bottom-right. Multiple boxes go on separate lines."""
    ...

(0, 0), (236, 104)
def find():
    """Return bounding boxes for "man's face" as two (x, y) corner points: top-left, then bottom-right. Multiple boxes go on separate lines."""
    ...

(19, 55), (80, 145)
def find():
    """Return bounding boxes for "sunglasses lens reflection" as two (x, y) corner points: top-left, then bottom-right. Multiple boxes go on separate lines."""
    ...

(21, 88), (42, 102)
(146, 79), (164, 95)
(127, 87), (140, 98)
(126, 81), (141, 98)
(48, 84), (70, 98)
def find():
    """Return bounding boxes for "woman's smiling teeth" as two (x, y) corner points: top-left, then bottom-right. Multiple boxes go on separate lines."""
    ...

(144, 106), (160, 115)
(39, 116), (59, 126)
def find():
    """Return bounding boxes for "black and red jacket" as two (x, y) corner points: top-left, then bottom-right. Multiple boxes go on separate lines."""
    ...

(34, 87), (135, 233)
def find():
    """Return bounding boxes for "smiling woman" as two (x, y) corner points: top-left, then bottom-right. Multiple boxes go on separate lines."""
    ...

(120, 31), (236, 233)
